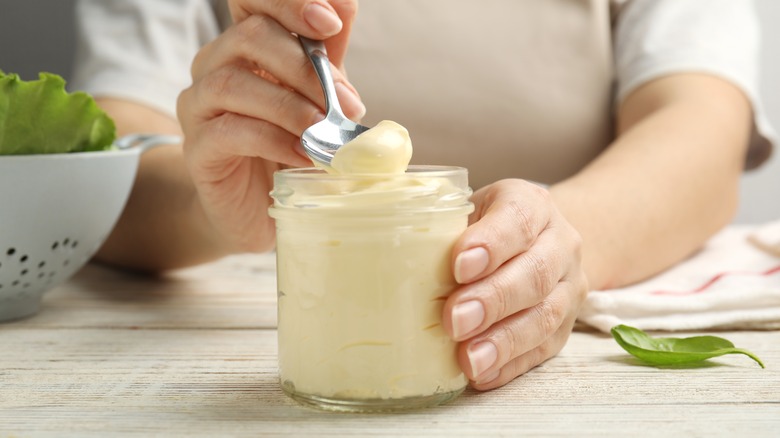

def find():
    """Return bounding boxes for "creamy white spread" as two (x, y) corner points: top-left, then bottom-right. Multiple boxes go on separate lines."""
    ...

(330, 120), (413, 175)
(273, 120), (469, 403)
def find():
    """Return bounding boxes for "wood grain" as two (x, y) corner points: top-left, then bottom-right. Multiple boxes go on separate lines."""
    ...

(1, 253), (778, 437)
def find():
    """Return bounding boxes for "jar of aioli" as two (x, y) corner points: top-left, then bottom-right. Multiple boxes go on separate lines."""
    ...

(269, 166), (473, 412)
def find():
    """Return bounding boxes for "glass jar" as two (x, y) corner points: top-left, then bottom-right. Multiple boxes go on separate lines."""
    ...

(269, 166), (473, 412)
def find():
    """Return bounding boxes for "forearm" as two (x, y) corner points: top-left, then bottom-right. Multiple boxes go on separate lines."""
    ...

(93, 98), (231, 271)
(550, 74), (752, 290)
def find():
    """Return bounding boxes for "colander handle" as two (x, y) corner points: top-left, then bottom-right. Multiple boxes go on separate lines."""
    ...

(114, 134), (183, 152)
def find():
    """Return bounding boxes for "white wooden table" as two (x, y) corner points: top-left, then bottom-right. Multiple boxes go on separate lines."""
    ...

(1, 254), (778, 437)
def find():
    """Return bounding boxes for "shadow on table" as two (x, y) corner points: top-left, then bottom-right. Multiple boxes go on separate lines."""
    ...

(605, 354), (730, 369)
(64, 262), (186, 303)
(179, 374), (487, 426)
(13, 260), (275, 329)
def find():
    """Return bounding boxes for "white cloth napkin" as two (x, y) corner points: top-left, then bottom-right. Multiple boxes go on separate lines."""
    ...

(578, 221), (780, 333)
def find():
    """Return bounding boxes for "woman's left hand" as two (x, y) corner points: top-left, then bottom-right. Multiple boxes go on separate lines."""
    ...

(442, 179), (589, 390)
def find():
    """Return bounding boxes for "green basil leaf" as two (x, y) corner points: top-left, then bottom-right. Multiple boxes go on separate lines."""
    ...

(610, 324), (765, 368)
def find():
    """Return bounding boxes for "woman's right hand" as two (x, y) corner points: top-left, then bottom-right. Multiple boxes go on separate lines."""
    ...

(176, 0), (363, 253)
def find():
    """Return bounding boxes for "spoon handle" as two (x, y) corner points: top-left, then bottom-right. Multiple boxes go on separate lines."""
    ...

(299, 36), (345, 118)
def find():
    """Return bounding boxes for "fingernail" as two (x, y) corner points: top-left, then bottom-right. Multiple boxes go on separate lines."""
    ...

(303, 3), (342, 36)
(467, 341), (498, 379)
(336, 82), (366, 120)
(476, 369), (501, 384)
(454, 247), (489, 284)
(451, 300), (485, 339)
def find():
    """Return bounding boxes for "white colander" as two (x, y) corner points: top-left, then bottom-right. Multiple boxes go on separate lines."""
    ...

(0, 134), (180, 322)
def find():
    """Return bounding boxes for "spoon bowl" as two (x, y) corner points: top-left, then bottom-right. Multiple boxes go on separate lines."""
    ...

(299, 36), (369, 166)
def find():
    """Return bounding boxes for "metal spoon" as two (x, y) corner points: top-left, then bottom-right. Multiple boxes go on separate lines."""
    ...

(114, 133), (182, 151)
(298, 36), (369, 166)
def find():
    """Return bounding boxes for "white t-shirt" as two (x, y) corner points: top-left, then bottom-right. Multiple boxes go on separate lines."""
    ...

(71, 0), (774, 188)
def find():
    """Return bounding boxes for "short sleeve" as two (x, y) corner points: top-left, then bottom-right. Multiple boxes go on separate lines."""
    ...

(614, 0), (774, 169)
(70, 0), (222, 119)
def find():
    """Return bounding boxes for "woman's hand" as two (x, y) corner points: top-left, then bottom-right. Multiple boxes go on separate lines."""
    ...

(443, 179), (589, 390)
(176, 0), (363, 253)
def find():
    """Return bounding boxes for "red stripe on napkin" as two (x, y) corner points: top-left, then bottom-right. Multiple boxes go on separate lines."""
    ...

(651, 265), (780, 296)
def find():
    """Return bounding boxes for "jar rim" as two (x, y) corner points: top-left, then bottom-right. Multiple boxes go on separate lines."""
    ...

(275, 165), (467, 180)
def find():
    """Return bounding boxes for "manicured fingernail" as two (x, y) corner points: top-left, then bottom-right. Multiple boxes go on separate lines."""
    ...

(454, 247), (489, 284)
(303, 3), (342, 36)
(476, 369), (501, 384)
(336, 82), (366, 119)
(451, 300), (485, 339)
(467, 341), (498, 378)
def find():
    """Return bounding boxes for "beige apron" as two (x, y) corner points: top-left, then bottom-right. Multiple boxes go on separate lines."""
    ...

(214, 1), (770, 183)
(348, 0), (616, 188)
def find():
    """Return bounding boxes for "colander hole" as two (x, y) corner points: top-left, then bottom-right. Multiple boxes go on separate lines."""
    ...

(6, 248), (15, 256)
(38, 273), (45, 279)
(20, 269), (28, 276)
(72, 241), (79, 248)
(63, 238), (70, 246)
(23, 283), (30, 288)
(12, 280), (19, 286)
(51, 242), (59, 250)
(38, 261), (45, 268)
(48, 271), (55, 277)
(63, 260), (70, 267)
(20, 255), (28, 262)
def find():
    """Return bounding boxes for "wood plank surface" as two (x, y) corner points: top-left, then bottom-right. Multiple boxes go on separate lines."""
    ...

(1, 254), (779, 437)
(10, 254), (280, 330)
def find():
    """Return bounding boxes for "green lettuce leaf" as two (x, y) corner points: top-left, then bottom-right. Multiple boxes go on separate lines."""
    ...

(0, 71), (116, 155)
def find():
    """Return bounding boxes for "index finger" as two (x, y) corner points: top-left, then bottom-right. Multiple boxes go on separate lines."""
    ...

(229, 0), (339, 35)
(452, 179), (551, 285)
(229, 0), (357, 68)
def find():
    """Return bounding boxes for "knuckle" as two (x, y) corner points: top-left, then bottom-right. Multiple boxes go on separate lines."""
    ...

(294, 55), (313, 82)
(533, 302), (564, 344)
(533, 342), (554, 367)
(524, 253), (556, 303)
(208, 113), (245, 143)
(506, 199), (536, 244)
(176, 86), (194, 122)
(203, 114), (231, 145)
(479, 220), (503, 252)
(206, 113), (235, 140)
(273, 87), (300, 115)
(200, 67), (239, 104)
(495, 324), (519, 360)
(234, 14), (275, 48)
(538, 330), (569, 365)
(533, 299), (564, 340)
(485, 270), (517, 318)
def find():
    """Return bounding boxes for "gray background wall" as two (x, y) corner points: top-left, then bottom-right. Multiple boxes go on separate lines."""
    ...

(0, 0), (76, 82)
(1, 0), (777, 223)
